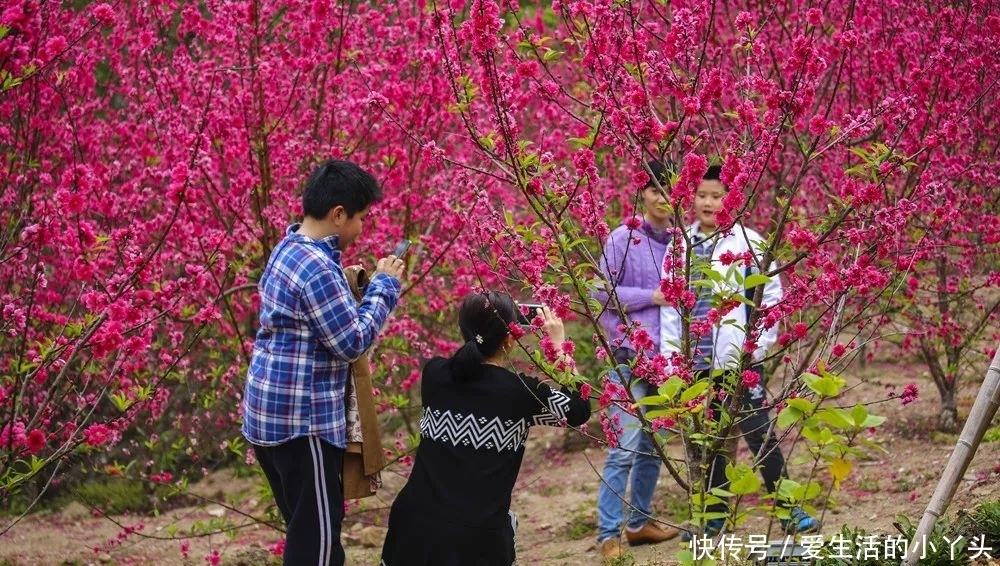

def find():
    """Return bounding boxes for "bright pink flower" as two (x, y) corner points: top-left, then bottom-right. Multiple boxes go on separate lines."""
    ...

(91, 3), (115, 26)
(741, 369), (761, 389)
(25, 429), (46, 454)
(600, 412), (622, 448)
(268, 540), (285, 557)
(150, 471), (173, 484)
(792, 322), (808, 339)
(651, 417), (675, 432)
(806, 8), (823, 26)
(82, 424), (114, 447)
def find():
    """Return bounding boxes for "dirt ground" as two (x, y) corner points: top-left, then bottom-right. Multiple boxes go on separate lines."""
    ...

(2, 361), (999, 566)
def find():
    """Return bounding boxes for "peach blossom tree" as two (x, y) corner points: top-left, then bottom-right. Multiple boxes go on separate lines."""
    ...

(2, 0), (998, 561)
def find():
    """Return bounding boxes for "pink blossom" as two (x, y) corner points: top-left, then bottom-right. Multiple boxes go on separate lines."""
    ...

(600, 413), (621, 448)
(792, 322), (808, 339)
(82, 423), (115, 447)
(806, 8), (823, 27)
(650, 417), (675, 432)
(734, 11), (755, 29)
(150, 471), (173, 484)
(741, 369), (761, 389)
(268, 540), (285, 557)
(25, 429), (46, 454)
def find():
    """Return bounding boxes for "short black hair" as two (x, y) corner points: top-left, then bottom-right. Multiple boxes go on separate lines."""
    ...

(703, 164), (723, 181)
(645, 159), (676, 189)
(302, 159), (383, 220)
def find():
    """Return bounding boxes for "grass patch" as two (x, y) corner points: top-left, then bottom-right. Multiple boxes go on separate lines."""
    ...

(815, 516), (970, 566)
(60, 476), (195, 515)
(602, 554), (636, 566)
(69, 479), (150, 514)
(956, 498), (1000, 549)
(561, 503), (596, 540)
(656, 490), (691, 523)
(982, 425), (1000, 443)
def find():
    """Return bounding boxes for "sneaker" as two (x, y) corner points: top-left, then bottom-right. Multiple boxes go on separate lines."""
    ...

(600, 538), (623, 561)
(624, 522), (680, 546)
(680, 518), (725, 542)
(781, 507), (820, 534)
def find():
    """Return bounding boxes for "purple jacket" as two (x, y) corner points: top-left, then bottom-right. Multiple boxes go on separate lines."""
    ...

(592, 217), (671, 354)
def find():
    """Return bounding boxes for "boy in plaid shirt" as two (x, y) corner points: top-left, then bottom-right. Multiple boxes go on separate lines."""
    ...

(243, 159), (405, 566)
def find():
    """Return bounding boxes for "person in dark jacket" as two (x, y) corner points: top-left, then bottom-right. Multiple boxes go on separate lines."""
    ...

(380, 291), (592, 566)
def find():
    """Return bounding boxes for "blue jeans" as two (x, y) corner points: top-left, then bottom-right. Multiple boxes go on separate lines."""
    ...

(596, 360), (663, 542)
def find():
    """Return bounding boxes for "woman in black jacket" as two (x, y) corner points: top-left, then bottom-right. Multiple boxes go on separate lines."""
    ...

(380, 291), (592, 566)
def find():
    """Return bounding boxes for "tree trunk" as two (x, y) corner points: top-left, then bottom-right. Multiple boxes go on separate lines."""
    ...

(937, 404), (959, 434)
(937, 389), (959, 433)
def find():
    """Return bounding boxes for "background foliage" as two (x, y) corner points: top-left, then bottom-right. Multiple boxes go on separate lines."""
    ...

(1, 0), (998, 556)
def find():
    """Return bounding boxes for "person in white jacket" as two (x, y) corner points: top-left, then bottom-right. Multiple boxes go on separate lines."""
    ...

(660, 164), (819, 539)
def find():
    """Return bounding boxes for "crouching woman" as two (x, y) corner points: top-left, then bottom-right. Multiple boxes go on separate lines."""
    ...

(380, 291), (592, 566)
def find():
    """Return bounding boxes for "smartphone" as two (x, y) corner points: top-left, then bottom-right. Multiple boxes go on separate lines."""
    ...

(392, 239), (411, 258)
(516, 303), (544, 326)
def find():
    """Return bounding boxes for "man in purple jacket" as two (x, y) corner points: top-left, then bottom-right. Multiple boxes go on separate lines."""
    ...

(594, 160), (680, 561)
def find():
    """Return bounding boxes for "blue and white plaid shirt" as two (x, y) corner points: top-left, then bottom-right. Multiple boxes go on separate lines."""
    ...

(242, 224), (400, 448)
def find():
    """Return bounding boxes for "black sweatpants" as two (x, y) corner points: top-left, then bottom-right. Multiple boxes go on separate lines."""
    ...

(254, 437), (346, 566)
(698, 365), (787, 514)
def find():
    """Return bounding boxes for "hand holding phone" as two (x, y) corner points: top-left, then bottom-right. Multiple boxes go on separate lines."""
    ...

(516, 303), (544, 327)
(392, 239), (411, 258)
(375, 240), (410, 281)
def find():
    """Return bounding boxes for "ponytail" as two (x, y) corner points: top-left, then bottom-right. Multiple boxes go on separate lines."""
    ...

(447, 291), (519, 381)
(449, 340), (486, 380)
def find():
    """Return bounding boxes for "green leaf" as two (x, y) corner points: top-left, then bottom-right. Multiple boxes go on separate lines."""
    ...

(541, 48), (562, 62)
(787, 398), (815, 414)
(850, 404), (868, 427)
(479, 133), (495, 151)
(657, 376), (685, 400)
(645, 407), (686, 419)
(635, 395), (669, 406)
(802, 373), (843, 397)
(680, 380), (711, 404)
(709, 487), (735, 498)
(814, 407), (854, 429)
(676, 549), (695, 565)
(744, 273), (771, 289)
(777, 406), (802, 429)
(861, 414), (887, 428)
(726, 463), (762, 495)
(800, 481), (823, 500)
(849, 146), (874, 162)
(701, 268), (724, 283)
(110, 392), (130, 412)
(731, 293), (754, 307)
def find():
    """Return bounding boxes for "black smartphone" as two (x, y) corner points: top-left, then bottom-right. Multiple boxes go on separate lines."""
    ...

(392, 239), (411, 258)
(516, 303), (544, 326)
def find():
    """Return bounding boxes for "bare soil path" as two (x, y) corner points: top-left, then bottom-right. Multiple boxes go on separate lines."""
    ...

(2, 362), (999, 566)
